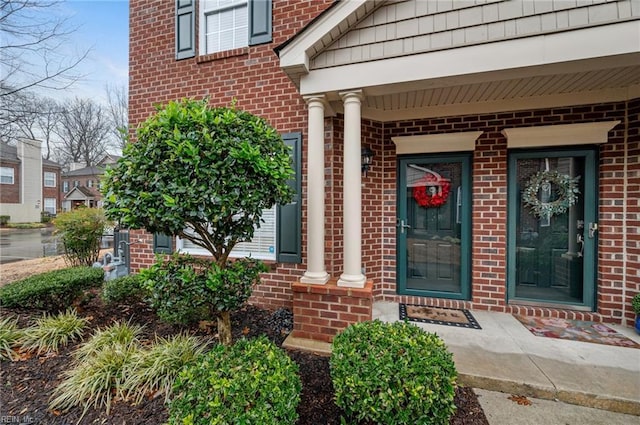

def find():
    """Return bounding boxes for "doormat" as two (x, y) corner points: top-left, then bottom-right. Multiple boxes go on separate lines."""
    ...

(513, 315), (640, 349)
(399, 304), (481, 330)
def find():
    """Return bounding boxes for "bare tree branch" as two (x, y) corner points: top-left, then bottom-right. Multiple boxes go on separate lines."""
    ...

(55, 97), (112, 166)
(0, 0), (89, 97)
(0, 90), (62, 158)
(105, 83), (128, 150)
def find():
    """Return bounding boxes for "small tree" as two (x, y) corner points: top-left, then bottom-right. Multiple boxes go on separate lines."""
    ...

(54, 208), (106, 267)
(102, 98), (293, 344)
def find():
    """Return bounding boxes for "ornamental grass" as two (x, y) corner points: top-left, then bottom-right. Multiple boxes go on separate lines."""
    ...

(19, 309), (88, 355)
(121, 333), (210, 404)
(0, 317), (22, 360)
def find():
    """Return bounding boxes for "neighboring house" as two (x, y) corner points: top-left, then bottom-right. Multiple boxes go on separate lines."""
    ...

(128, 0), (640, 343)
(60, 156), (119, 211)
(0, 139), (62, 223)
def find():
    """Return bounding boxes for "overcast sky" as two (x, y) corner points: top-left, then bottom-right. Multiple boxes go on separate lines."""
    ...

(52, 0), (129, 104)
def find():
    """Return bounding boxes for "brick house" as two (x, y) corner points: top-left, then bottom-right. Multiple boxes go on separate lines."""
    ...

(60, 156), (120, 211)
(0, 139), (62, 222)
(127, 0), (640, 343)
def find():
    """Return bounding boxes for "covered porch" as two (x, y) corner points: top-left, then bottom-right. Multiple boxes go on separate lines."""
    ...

(277, 0), (640, 343)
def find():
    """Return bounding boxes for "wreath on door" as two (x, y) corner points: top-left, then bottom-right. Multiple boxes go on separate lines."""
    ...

(522, 170), (580, 218)
(412, 170), (451, 208)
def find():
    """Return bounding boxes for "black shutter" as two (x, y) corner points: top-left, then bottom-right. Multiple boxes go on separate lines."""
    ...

(248, 0), (272, 46)
(153, 233), (173, 254)
(277, 132), (301, 263)
(176, 0), (195, 60)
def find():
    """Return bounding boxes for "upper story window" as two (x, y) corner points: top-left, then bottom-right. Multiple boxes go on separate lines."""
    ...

(0, 167), (14, 184)
(44, 172), (56, 187)
(73, 180), (79, 188)
(87, 179), (94, 188)
(200, 0), (248, 55)
(62, 181), (69, 192)
(176, 0), (272, 60)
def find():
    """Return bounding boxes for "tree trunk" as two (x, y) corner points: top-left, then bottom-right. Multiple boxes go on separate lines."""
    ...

(217, 311), (232, 346)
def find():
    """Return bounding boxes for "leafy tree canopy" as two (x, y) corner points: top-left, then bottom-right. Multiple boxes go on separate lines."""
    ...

(102, 98), (294, 264)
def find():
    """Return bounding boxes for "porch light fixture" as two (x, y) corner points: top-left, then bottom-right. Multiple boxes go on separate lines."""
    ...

(361, 146), (374, 175)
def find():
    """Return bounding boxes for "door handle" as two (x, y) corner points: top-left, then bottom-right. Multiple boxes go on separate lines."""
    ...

(396, 219), (411, 234)
(588, 222), (598, 239)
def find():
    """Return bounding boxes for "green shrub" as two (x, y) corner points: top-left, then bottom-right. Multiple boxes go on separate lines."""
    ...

(0, 317), (22, 360)
(41, 211), (53, 223)
(121, 333), (209, 404)
(101, 274), (149, 305)
(141, 253), (266, 337)
(0, 215), (9, 226)
(51, 322), (143, 413)
(20, 309), (88, 355)
(168, 337), (301, 425)
(330, 320), (457, 425)
(140, 254), (213, 325)
(632, 293), (640, 315)
(54, 208), (107, 266)
(0, 267), (104, 311)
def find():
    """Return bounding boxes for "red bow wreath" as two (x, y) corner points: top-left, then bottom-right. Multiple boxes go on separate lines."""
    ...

(412, 174), (451, 208)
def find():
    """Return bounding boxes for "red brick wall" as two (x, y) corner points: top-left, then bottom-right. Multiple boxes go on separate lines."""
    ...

(42, 166), (61, 212)
(622, 98), (640, 326)
(128, 1), (637, 326)
(291, 280), (373, 343)
(380, 101), (634, 324)
(0, 162), (19, 203)
(128, 0), (334, 311)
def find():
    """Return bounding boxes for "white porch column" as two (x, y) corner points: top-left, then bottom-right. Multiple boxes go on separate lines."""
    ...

(300, 95), (329, 284)
(338, 90), (366, 288)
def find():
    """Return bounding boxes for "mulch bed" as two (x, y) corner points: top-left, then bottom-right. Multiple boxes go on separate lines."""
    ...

(0, 290), (489, 424)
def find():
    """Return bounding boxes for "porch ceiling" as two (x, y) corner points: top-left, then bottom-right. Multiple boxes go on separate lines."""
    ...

(322, 57), (640, 122)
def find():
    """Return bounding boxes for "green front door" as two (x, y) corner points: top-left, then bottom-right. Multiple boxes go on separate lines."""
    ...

(397, 154), (472, 299)
(507, 148), (598, 309)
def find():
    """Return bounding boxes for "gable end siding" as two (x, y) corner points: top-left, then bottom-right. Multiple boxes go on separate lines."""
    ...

(311, 0), (638, 69)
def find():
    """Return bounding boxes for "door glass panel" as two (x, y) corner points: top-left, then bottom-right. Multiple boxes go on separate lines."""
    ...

(406, 162), (462, 293)
(514, 156), (585, 303)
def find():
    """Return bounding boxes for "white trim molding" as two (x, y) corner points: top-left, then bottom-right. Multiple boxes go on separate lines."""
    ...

(392, 131), (483, 155)
(298, 21), (640, 96)
(502, 121), (621, 149)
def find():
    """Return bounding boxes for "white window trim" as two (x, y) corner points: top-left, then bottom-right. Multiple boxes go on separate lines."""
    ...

(44, 171), (56, 187)
(199, 0), (248, 56)
(177, 206), (277, 261)
(392, 131), (483, 155)
(0, 167), (14, 184)
(44, 198), (56, 215)
(63, 181), (69, 192)
(502, 121), (620, 148)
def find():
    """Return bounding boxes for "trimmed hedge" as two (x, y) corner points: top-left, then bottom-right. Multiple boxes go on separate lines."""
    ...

(101, 274), (149, 305)
(331, 320), (458, 425)
(0, 267), (104, 311)
(168, 337), (301, 425)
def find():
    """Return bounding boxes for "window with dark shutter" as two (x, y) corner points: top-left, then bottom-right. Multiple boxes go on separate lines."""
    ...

(176, 0), (196, 60)
(153, 233), (173, 254)
(277, 132), (302, 263)
(194, 0), (272, 57)
(248, 0), (272, 45)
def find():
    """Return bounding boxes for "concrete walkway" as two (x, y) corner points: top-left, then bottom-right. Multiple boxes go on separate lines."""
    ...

(373, 302), (640, 417)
